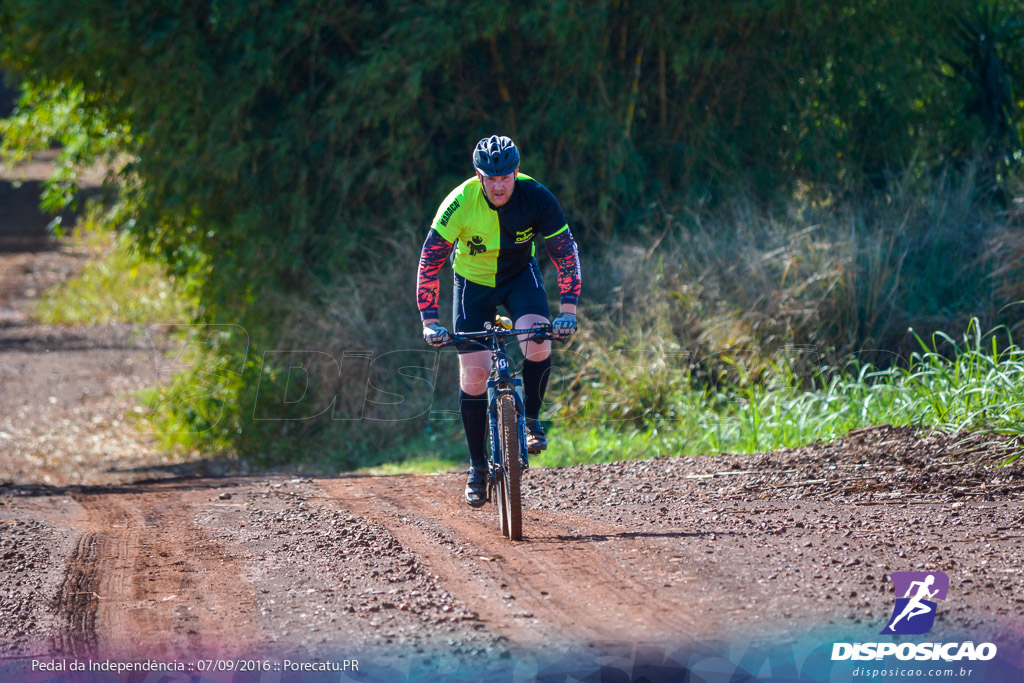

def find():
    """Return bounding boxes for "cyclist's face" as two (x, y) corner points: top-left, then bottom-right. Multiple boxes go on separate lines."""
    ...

(478, 169), (518, 207)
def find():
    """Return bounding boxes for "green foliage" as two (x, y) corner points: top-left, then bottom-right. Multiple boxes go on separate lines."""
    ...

(4, 0), (1024, 459)
(5, 1), (1024, 255)
(0, 81), (125, 214)
(135, 323), (255, 453)
(535, 174), (1024, 464)
(34, 206), (194, 325)
(543, 320), (1024, 467)
(945, 2), (1024, 189)
(567, 166), (1023, 383)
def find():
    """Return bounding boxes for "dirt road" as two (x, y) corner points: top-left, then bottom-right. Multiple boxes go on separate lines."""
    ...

(1, 166), (1023, 680)
(3, 436), (1024, 670)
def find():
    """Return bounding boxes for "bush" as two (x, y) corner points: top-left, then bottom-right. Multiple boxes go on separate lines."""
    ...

(4, 0), (1024, 460)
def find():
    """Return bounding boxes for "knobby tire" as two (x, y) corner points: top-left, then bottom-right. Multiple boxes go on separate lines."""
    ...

(496, 472), (509, 538)
(496, 393), (522, 540)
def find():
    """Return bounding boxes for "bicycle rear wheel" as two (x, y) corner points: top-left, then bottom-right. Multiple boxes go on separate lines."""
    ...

(495, 392), (522, 540)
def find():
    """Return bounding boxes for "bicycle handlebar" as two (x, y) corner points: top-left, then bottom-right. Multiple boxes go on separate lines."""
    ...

(441, 323), (566, 350)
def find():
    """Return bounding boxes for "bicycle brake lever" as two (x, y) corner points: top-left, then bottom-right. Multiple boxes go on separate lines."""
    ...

(525, 331), (556, 343)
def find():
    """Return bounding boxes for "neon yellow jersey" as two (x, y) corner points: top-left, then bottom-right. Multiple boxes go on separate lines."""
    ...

(429, 173), (569, 287)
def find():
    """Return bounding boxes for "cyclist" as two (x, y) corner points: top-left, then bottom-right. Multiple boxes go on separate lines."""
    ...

(417, 135), (582, 507)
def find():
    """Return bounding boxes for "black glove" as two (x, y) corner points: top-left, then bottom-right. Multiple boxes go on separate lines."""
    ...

(423, 322), (451, 346)
(551, 312), (577, 338)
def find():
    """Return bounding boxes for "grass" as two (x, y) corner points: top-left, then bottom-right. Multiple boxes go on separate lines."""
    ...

(359, 455), (464, 476)
(345, 313), (1024, 475)
(537, 320), (1024, 468)
(31, 173), (1024, 472)
(343, 319), (1024, 475)
(316, 430), (466, 476)
(34, 206), (193, 325)
(140, 166), (1024, 471)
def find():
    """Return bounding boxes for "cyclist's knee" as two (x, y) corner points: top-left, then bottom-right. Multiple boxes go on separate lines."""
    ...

(515, 313), (551, 361)
(461, 378), (488, 395)
(459, 353), (490, 395)
(522, 340), (550, 362)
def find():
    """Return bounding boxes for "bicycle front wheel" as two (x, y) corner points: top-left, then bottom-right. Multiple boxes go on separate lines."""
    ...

(495, 392), (522, 541)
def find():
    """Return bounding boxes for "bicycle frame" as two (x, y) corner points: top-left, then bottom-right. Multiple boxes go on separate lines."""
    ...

(484, 336), (529, 478)
(448, 322), (552, 479)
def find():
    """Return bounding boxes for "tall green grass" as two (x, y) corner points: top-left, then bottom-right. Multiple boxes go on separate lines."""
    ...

(542, 320), (1024, 467)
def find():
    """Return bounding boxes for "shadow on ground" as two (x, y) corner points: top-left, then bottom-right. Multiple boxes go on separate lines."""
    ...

(0, 179), (102, 253)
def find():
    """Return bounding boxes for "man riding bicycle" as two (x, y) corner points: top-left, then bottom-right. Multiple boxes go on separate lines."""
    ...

(416, 135), (582, 507)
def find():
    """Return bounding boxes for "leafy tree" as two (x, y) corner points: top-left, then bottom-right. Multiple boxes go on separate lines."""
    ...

(2, 0), (1023, 454)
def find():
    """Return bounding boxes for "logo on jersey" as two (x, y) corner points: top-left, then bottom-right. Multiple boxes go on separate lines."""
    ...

(468, 236), (487, 255)
(881, 572), (949, 635)
(438, 198), (461, 228)
(514, 228), (534, 244)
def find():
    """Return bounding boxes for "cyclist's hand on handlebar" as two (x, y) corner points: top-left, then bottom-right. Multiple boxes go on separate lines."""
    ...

(423, 322), (451, 346)
(551, 312), (577, 338)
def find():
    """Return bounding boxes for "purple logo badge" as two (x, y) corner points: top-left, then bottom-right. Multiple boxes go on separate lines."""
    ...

(880, 571), (949, 635)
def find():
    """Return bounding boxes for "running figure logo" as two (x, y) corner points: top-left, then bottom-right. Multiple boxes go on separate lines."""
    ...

(880, 571), (949, 635)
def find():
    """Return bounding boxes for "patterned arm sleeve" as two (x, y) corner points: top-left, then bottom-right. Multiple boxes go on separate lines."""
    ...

(544, 226), (581, 306)
(416, 229), (455, 321)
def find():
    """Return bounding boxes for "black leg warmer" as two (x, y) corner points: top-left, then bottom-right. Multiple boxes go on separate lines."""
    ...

(521, 356), (551, 421)
(459, 390), (489, 468)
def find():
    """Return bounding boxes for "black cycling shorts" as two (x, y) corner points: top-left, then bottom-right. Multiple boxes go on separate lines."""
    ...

(453, 258), (550, 351)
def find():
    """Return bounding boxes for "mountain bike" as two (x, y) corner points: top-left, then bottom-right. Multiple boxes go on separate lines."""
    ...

(444, 317), (559, 541)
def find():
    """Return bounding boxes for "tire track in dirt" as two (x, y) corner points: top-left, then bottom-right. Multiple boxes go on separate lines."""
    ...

(51, 533), (100, 657)
(49, 483), (265, 659)
(318, 473), (710, 651)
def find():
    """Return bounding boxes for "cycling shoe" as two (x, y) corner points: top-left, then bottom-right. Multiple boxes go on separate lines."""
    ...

(464, 467), (487, 508)
(525, 418), (547, 454)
